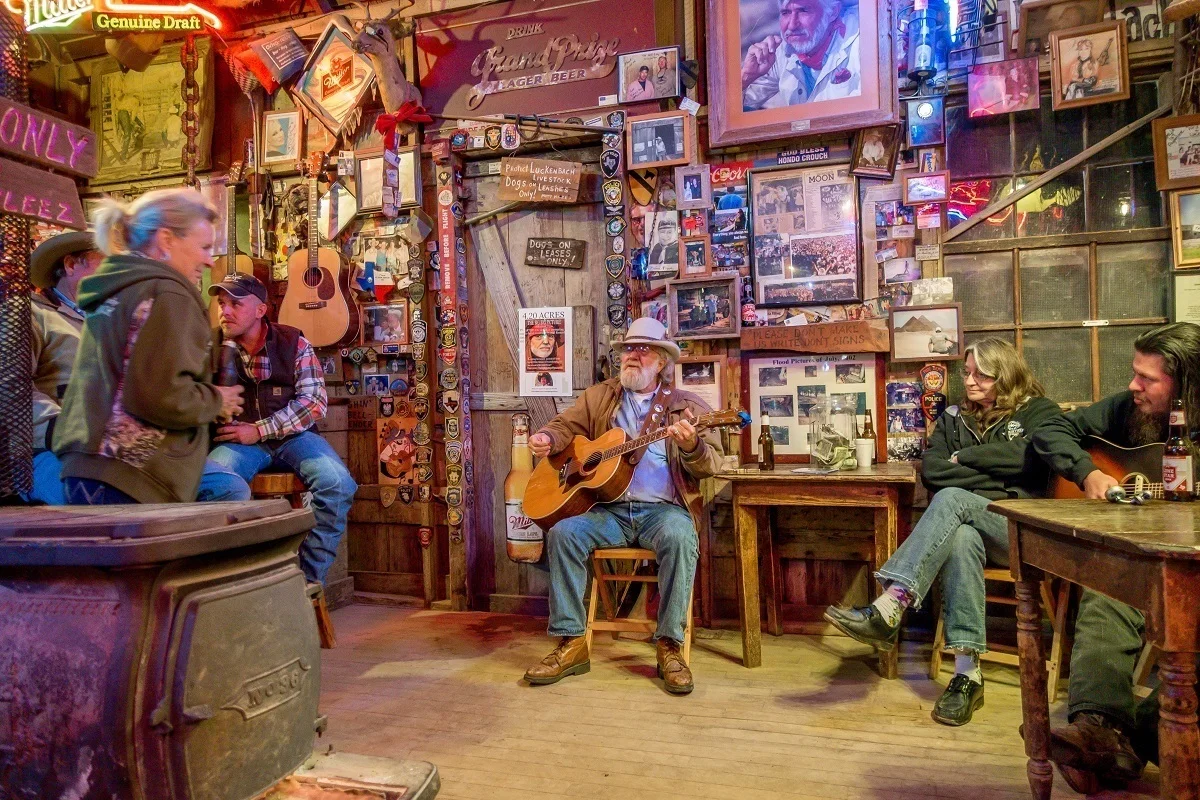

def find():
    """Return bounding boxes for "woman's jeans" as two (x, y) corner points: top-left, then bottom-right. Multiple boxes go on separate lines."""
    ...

(875, 487), (1010, 653)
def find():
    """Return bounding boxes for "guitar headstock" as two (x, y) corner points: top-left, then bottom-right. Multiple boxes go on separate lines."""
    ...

(305, 151), (327, 179)
(698, 408), (752, 431)
(227, 160), (246, 186)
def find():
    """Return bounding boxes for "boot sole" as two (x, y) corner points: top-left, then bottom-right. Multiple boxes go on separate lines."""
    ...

(822, 610), (897, 653)
(931, 694), (984, 727)
(525, 661), (590, 686)
(1048, 735), (1144, 784)
(657, 664), (694, 694)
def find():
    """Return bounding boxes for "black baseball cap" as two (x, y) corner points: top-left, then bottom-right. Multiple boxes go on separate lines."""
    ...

(208, 273), (268, 304)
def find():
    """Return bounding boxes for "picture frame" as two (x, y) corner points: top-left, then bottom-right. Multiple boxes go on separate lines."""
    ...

(889, 303), (964, 362)
(675, 164), (713, 209)
(1170, 188), (1200, 268)
(850, 125), (902, 179)
(626, 111), (696, 170)
(679, 235), (713, 278)
(262, 110), (302, 168)
(905, 96), (945, 148)
(704, 0), (897, 147)
(1153, 113), (1200, 191)
(1018, 0), (1106, 56)
(395, 145), (423, 209)
(902, 170), (951, 204)
(617, 45), (682, 104)
(667, 274), (742, 340)
(361, 301), (410, 348)
(967, 57), (1041, 117)
(675, 355), (725, 411)
(1049, 21), (1130, 111)
(354, 147), (384, 214)
(291, 17), (377, 136)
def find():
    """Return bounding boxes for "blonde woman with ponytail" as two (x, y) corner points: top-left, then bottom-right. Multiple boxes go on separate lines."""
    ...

(825, 338), (1063, 726)
(52, 188), (246, 504)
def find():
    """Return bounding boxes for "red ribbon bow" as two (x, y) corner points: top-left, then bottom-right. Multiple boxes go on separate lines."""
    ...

(375, 101), (433, 148)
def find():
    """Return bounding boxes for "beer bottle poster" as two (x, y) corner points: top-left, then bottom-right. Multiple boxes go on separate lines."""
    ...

(518, 307), (573, 397)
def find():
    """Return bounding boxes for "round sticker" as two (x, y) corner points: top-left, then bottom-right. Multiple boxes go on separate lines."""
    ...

(348, 348), (365, 364)
(438, 188), (453, 206)
(390, 378), (408, 394)
(415, 382), (430, 398)
(450, 130), (468, 150)
(456, 237), (466, 254)
(612, 236), (624, 254)
(605, 217), (626, 237)
(409, 244), (422, 259)
(607, 281), (627, 301)
(440, 368), (460, 389)
(438, 307), (457, 326)
(411, 320), (428, 343)
(500, 123), (521, 150)
(605, 254), (626, 279)
(447, 507), (464, 526)
(451, 201), (465, 221)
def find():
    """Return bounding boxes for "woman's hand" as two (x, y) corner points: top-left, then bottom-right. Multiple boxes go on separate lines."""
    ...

(216, 385), (244, 423)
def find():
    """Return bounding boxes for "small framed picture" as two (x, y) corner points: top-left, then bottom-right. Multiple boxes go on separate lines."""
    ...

(674, 355), (724, 411)
(395, 144), (423, 209)
(679, 234), (712, 278)
(968, 57), (1041, 117)
(1153, 113), (1200, 191)
(917, 148), (943, 172)
(889, 303), (964, 362)
(626, 111), (695, 170)
(617, 45), (681, 104)
(363, 374), (391, 396)
(667, 274), (741, 341)
(361, 302), (409, 348)
(1049, 21), (1129, 111)
(354, 147), (384, 214)
(1018, 0), (1105, 56)
(675, 164), (713, 210)
(905, 97), (946, 148)
(902, 170), (951, 205)
(262, 110), (301, 168)
(850, 125), (902, 179)
(1170, 189), (1200, 268)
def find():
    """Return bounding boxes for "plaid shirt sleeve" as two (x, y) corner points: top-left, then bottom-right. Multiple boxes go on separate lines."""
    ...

(254, 338), (328, 441)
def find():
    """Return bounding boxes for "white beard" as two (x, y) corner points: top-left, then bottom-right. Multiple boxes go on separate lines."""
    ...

(620, 362), (660, 393)
(788, 6), (838, 55)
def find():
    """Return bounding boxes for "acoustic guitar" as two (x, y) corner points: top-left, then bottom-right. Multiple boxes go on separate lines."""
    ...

(208, 158), (255, 327)
(278, 151), (355, 348)
(523, 408), (751, 529)
(1050, 436), (1164, 500)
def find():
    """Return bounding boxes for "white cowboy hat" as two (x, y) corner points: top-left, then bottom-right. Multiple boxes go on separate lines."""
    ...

(622, 316), (681, 361)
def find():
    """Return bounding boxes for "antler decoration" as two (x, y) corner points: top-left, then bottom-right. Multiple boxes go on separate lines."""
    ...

(350, 0), (425, 136)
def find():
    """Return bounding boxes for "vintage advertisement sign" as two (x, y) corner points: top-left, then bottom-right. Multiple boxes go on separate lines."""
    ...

(525, 237), (585, 269)
(416, 0), (656, 120)
(498, 157), (581, 203)
(518, 306), (573, 397)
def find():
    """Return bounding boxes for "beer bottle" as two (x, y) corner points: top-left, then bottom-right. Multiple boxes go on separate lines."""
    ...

(1164, 399), (1194, 502)
(758, 413), (775, 471)
(507, 413), (545, 561)
(216, 341), (240, 387)
(861, 409), (876, 439)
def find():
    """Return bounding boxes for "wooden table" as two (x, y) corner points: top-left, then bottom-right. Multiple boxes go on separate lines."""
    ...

(720, 463), (917, 676)
(990, 499), (1200, 800)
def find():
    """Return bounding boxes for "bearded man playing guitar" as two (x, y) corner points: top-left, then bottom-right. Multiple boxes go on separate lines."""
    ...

(1031, 321), (1200, 793)
(523, 318), (724, 694)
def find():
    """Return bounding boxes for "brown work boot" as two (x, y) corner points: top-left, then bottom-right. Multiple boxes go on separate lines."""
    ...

(524, 636), (590, 685)
(1049, 712), (1145, 789)
(656, 638), (694, 695)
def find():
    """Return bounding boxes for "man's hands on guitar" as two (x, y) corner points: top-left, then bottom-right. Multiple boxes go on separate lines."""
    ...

(1083, 469), (1119, 500)
(668, 411), (699, 453)
(530, 432), (553, 458)
(216, 385), (244, 423)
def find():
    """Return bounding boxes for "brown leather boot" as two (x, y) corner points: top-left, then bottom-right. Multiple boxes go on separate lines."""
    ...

(524, 636), (590, 685)
(656, 638), (693, 694)
(1048, 712), (1145, 789)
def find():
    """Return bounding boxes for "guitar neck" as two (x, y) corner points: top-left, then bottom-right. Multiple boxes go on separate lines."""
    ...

(225, 182), (238, 270)
(308, 176), (319, 268)
(601, 421), (713, 461)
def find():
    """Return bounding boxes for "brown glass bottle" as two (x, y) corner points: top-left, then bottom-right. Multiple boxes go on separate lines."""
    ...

(1164, 399), (1194, 502)
(758, 414), (775, 471)
(216, 341), (240, 386)
(861, 409), (875, 439)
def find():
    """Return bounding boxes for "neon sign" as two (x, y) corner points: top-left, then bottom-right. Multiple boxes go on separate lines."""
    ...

(3, 0), (221, 33)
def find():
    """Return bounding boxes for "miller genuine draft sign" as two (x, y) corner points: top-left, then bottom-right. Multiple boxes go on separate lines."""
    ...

(5, 0), (220, 33)
(416, 0), (656, 120)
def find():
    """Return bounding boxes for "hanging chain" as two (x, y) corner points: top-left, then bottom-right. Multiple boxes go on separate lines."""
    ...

(180, 35), (201, 188)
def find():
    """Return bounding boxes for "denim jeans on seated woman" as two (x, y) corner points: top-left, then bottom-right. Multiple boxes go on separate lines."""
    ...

(875, 486), (1010, 654)
(62, 459), (252, 506)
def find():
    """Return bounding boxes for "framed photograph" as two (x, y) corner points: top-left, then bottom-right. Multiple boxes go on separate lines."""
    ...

(968, 57), (1041, 117)
(519, 307), (573, 397)
(1177, 270), (1200, 319)
(1170, 189), (1200, 268)
(291, 18), (377, 136)
(902, 170), (951, 204)
(262, 110), (301, 168)
(675, 355), (725, 411)
(363, 374), (391, 396)
(1153, 113), (1200, 191)
(617, 45), (682, 103)
(889, 303), (964, 362)
(680, 235), (713, 278)
(354, 147), (384, 214)
(905, 96), (945, 148)
(676, 165), (713, 209)
(1018, 0), (1106, 56)
(667, 274), (741, 340)
(850, 125), (902, 179)
(1049, 21), (1129, 111)
(704, 0), (897, 147)
(362, 302), (410, 348)
(395, 145), (423, 209)
(646, 209), (681, 279)
(626, 111), (695, 170)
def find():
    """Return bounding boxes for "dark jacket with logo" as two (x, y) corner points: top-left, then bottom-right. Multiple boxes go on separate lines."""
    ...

(223, 322), (303, 430)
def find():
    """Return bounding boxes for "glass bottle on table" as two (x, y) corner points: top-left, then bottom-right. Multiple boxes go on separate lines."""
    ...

(1164, 399), (1194, 502)
(758, 413), (775, 471)
(507, 413), (545, 560)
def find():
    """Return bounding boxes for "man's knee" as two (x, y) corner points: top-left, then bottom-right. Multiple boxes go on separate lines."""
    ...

(932, 486), (974, 509)
(947, 523), (985, 562)
(547, 517), (592, 555)
(651, 516), (699, 562)
(309, 461), (357, 501)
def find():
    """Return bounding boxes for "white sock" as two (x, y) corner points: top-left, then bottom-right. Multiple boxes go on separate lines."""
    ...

(954, 652), (982, 684)
(870, 584), (912, 627)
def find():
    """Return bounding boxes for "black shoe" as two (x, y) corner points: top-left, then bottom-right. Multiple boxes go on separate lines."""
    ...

(822, 604), (900, 652)
(931, 674), (984, 726)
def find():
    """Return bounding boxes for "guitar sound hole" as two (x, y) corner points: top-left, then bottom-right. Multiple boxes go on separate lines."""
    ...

(304, 266), (323, 288)
(582, 453), (603, 473)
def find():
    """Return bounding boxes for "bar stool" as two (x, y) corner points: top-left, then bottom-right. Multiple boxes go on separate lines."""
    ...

(585, 547), (694, 663)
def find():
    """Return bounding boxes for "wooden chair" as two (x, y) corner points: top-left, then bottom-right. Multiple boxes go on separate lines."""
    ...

(250, 472), (336, 649)
(929, 569), (1071, 702)
(585, 547), (694, 664)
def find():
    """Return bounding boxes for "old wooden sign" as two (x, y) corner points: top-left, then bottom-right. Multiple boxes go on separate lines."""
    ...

(741, 319), (891, 354)
(498, 157), (582, 203)
(525, 238), (586, 269)
(0, 97), (97, 178)
(0, 155), (86, 230)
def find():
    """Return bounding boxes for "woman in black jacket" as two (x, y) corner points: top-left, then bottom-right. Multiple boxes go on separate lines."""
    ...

(824, 338), (1062, 726)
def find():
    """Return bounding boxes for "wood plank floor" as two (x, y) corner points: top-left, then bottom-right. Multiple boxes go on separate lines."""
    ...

(318, 605), (1161, 800)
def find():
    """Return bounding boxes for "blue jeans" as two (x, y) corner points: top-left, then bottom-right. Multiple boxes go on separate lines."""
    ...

(63, 476), (137, 504)
(208, 431), (357, 584)
(23, 450), (67, 505)
(547, 501), (698, 644)
(55, 458), (250, 505)
(876, 487), (1010, 654)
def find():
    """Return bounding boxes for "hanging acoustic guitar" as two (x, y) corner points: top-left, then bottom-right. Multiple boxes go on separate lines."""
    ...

(1049, 436), (1164, 500)
(522, 408), (751, 529)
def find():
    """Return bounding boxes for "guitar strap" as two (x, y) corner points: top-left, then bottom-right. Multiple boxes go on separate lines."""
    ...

(626, 383), (674, 467)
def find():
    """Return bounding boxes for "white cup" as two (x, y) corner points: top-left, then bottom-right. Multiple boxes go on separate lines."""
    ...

(855, 438), (875, 467)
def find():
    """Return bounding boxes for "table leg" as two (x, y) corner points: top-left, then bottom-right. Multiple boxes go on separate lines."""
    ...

(733, 497), (762, 668)
(1158, 650), (1200, 800)
(759, 507), (783, 638)
(1015, 576), (1053, 800)
(874, 499), (899, 680)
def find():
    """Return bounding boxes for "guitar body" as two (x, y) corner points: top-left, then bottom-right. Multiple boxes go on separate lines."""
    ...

(1050, 437), (1164, 498)
(523, 429), (636, 530)
(278, 247), (354, 348)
